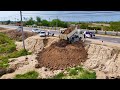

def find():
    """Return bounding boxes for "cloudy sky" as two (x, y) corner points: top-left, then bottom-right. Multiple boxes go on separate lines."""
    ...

(0, 11), (120, 22)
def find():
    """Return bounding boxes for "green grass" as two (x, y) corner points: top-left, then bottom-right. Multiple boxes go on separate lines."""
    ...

(0, 32), (32, 68)
(0, 49), (31, 68)
(51, 66), (96, 79)
(0, 32), (16, 53)
(14, 71), (39, 79)
(52, 72), (65, 79)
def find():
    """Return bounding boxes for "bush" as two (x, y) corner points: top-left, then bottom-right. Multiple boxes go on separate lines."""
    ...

(80, 23), (89, 29)
(110, 21), (120, 31)
(14, 71), (39, 79)
(87, 26), (101, 30)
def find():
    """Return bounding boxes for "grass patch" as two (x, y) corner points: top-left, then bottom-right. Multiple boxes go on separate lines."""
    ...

(0, 49), (31, 68)
(52, 72), (65, 79)
(14, 71), (39, 79)
(0, 32), (16, 53)
(0, 32), (31, 68)
(51, 66), (96, 79)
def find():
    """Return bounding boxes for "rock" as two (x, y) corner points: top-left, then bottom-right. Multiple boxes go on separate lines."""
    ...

(0, 68), (7, 76)
(35, 64), (40, 68)
(8, 59), (16, 63)
(6, 68), (15, 73)
(24, 61), (29, 65)
(44, 68), (48, 71)
(9, 64), (17, 70)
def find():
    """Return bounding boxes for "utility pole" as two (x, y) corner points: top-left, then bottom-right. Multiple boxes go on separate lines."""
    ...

(20, 11), (26, 50)
(56, 16), (58, 30)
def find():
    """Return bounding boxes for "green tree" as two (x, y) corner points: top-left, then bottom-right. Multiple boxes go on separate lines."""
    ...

(36, 16), (41, 23)
(110, 21), (120, 31)
(50, 19), (68, 28)
(41, 20), (49, 26)
(6, 20), (11, 25)
(80, 23), (89, 29)
(25, 17), (35, 25)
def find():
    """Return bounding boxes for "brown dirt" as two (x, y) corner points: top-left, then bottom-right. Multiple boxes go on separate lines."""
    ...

(63, 26), (76, 34)
(0, 27), (6, 30)
(36, 39), (88, 70)
(2, 30), (37, 41)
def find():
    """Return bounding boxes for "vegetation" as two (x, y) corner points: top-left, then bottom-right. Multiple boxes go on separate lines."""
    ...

(51, 66), (96, 79)
(0, 33), (16, 54)
(14, 71), (39, 79)
(24, 17), (36, 25)
(80, 23), (89, 29)
(110, 21), (120, 31)
(23, 17), (69, 28)
(80, 23), (101, 30)
(0, 49), (31, 68)
(0, 33), (31, 68)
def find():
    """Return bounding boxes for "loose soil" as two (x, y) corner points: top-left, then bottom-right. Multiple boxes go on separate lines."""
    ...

(63, 26), (76, 34)
(36, 39), (87, 70)
(0, 27), (6, 30)
(2, 30), (36, 41)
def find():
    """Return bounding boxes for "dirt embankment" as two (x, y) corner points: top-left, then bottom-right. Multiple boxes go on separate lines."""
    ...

(15, 36), (59, 53)
(36, 40), (87, 70)
(83, 43), (120, 79)
(2, 30), (36, 41)
(0, 27), (6, 30)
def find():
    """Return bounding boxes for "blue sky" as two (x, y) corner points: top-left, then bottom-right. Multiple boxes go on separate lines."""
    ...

(0, 11), (120, 22)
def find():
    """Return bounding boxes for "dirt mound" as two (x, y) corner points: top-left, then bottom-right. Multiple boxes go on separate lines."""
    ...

(83, 43), (120, 79)
(36, 40), (87, 70)
(63, 26), (76, 34)
(3, 30), (36, 41)
(0, 27), (6, 30)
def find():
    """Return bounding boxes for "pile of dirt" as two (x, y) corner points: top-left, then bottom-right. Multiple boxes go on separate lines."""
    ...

(63, 26), (76, 34)
(83, 43), (120, 79)
(3, 30), (36, 41)
(36, 39), (87, 70)
(0, 27), (6, 30)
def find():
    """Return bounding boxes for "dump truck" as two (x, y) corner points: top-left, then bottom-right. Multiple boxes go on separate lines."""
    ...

(59, 26), (84, 43)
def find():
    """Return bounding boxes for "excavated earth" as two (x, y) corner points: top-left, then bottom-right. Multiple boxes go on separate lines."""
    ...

(63, 26), (76, 34)
(83, 42), (120, 79)
(2, 30), (36, 41)
(36, 40), (88, 70)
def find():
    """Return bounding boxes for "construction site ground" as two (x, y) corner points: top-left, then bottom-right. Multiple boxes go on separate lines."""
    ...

(1, 28), (120, 79)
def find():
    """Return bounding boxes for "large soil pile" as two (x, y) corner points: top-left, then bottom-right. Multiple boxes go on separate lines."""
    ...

(3, 30), (36, 41)
(63, 26), (76, 34)
(36, 40), (87, 70)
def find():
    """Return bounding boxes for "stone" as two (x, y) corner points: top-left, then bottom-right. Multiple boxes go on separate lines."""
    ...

(35, 64), (40, 68)
(44, 68), (48, 71)
(6, 68), (15, 73)
(0, 68), (7, 76)
(9, 64), (17, 70)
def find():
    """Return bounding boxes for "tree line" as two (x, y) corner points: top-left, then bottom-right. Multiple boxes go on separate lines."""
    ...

(23, 17), (69, 28)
